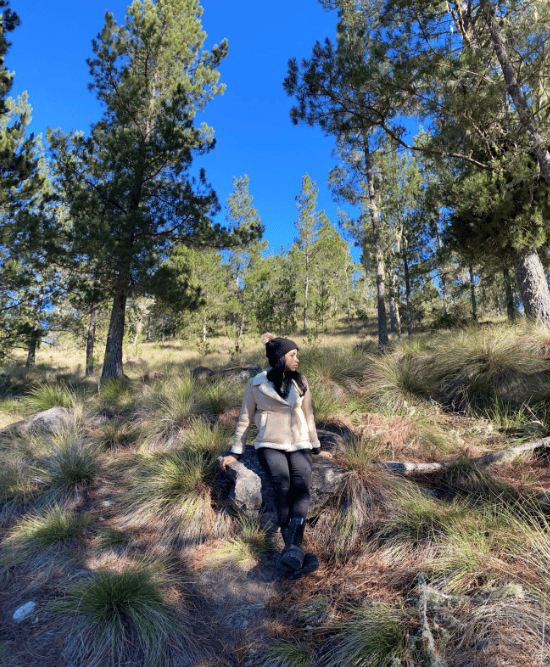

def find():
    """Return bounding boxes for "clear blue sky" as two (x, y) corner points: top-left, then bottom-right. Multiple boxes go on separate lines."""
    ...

(8, 0), (352, 256)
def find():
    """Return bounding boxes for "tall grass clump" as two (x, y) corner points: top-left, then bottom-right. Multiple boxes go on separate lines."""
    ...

(374, 486), (470, 560)
(264, 642), (312, 667)
(194, 378), (243, 416)
(312, 433), (401, 560)
(301, 345), (370, 384)
(137, 372), (200, 445)
(309, 381), (346, 424)
(25, 382), (75, 412)
(35, 427), (100, 504)
(204, 514), (274, 569)
(51, 561), (195, 667)
(439, 459), (522, 503)
(322, 603), (409, 667)
(121, 435), (230, 541)
(2, 504), (88, 564)
(431, 327), (547, 409)
(363, 352), (429, 413)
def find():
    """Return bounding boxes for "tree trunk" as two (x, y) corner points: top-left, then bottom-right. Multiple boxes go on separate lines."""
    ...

(513, 247), (550, 325)
(403, 243), (412, 336)
(387, 258), (401, 336)
(503, 267), (517, 321)
(86, 301), (99, 377)
(481, 0), (550, 190)
(436, 228), (449, 317)
(364, 138), (387, 347)
(469, 264), (478, 321)
(304, 256), (309, 332)
(101, 283), (127, 378)
(26, 328), (41, 368)
(146, 314), (151, 342)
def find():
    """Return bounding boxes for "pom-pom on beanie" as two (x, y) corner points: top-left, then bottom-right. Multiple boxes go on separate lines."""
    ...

(260, 332), (299, 367)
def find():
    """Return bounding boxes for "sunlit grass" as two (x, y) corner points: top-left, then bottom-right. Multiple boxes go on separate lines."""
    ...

(204, 514), (273, 569)
(322, 602), (409, 667)
(2, 504), (89, 564)
(25, 383), (76, 412)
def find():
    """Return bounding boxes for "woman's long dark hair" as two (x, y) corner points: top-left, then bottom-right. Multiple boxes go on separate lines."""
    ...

(267, 356), (307, 398)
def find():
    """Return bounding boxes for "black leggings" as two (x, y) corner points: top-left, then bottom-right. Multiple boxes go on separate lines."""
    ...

(256, 448), (313, 526)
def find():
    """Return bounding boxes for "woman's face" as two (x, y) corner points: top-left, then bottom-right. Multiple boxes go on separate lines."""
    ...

(284, 349), (299, 372)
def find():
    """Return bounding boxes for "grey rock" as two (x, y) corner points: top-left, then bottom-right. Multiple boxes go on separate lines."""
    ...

(2, 406), (71, 437)
(13, 601), (36, 622)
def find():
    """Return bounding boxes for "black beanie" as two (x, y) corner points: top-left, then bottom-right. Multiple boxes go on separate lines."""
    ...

(260, 332), (298, 367)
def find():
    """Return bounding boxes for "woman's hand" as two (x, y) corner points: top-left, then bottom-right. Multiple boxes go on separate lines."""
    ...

(221, 455), (238, 469)
(317, 450), (333, 460)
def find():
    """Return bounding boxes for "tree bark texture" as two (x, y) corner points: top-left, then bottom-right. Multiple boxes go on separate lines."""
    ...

(86, 301), (99, 377)
(513, 247), (550, 325)
(102, 284), (127, 378)
(364, 139), (387, 347)
(26, 328), (40, 368)
(403, 243), (412, 336)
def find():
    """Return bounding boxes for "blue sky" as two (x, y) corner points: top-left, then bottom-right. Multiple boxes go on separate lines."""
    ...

(8, 0), (353, 256)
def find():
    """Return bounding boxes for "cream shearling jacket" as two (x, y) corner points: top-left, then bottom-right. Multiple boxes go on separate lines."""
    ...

(230, 370), (321, 455)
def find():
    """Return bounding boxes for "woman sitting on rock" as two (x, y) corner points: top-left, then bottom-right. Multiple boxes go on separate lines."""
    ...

(222, 333), (333, 577)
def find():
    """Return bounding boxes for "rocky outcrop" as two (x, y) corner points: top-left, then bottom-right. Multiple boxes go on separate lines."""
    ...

(1, 406), (72, 438)
(193, 365), (263, 382)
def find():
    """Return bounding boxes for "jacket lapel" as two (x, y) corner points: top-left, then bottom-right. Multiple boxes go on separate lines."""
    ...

(252, 370), (290, 405)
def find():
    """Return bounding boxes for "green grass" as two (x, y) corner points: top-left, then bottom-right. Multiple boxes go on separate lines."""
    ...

(375, 487), (470, 557)
(2, 504), (89, 564)
(203, 514), (273, 569)
(120, 437), (230, 541)
(323, 603), (409, 667)
(264, 642), (312, 667)
(96, 527), (131, 550)
(25, 383), (75, 412)
(35, 428), (100, 504)
(51, 561), (195, 667)
(362, 352), (428, 413)
(312, 433), (400, 560)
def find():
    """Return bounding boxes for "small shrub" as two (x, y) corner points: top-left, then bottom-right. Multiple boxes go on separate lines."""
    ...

(51, 561), (195, 667)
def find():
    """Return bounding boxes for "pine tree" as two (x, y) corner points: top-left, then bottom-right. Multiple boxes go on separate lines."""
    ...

(294, 174), (326, 333)
(49, 0), (259, 377)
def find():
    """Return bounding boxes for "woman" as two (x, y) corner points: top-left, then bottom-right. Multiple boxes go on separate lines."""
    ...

(221, 333), (332, 576)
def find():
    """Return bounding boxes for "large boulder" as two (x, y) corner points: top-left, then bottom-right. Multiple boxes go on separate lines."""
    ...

(216, 446), (347, 525)
(1, 406), (72, 438)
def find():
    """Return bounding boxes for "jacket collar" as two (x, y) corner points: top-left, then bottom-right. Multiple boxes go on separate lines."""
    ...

(252, 369), (300, 406)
